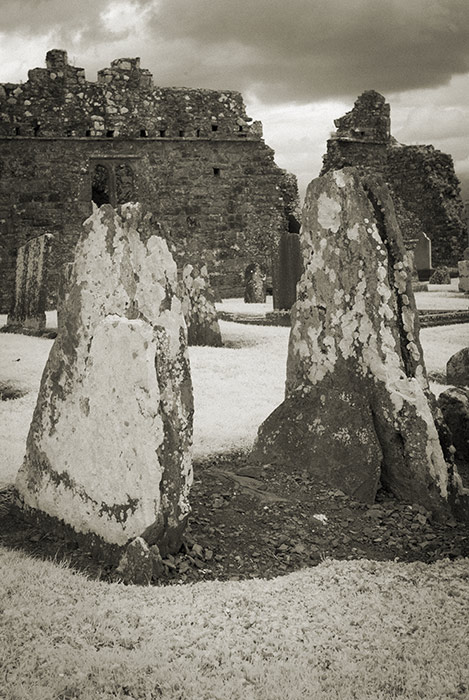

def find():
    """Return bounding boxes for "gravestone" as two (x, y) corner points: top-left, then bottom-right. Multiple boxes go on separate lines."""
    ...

(16, 204), (194, 574)
(244, 262), (266, 303)
(458, 247), (469, 293)
(178, 262), (223, 346)
(7, 233), (54, 331)
(414, 230), (432, 271)
(252, 168), (468, 520)
(277, 232), (303, 310)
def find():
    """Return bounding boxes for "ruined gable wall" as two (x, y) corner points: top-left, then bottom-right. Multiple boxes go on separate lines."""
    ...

(387, 145), (467, 265)
(321, 91), (467, 266)
(0, 50), (289, 312)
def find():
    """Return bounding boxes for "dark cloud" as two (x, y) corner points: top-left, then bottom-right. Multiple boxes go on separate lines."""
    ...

(146, 0), (469, 101)
(3, 0), (469, 103)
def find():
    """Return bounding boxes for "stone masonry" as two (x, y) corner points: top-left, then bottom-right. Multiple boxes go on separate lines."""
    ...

(321, 91), (467, 267)
(253, 168), (468, 521)
(0, 50), (295, 312)
(16, 203), (194, 565)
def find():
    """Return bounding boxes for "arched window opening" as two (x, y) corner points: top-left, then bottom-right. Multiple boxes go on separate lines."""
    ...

(91, 164), (111, 207)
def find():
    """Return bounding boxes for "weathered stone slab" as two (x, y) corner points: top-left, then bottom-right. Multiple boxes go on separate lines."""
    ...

(178, 262), (222, 346)
(447, 348), (469, 387)
(7, 233), (54, 331)
(438, 387), (469, 464)
(252, 168), (468, 520)
(429, 266), (451, 284)
(458, 260), (469, 293)
(244, 262), (266, 303)
(16, 203), (194, 561)
(277, 232), (303, 310)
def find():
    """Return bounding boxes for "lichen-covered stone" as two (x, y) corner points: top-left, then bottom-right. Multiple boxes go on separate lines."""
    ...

(252, 168), (468, 520)
(16, 203), (194, 556)
(438, 388), (469, 464)
(429, 266), (451, 284)
(7, 233), (54, 331)
(244, 263), (266, 303)
(447, 348), (469, 387)
(178, 262), (222, 346)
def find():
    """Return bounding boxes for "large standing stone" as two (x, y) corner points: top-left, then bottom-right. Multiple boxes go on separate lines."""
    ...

(252, 168), (468, 520)
(447, 348), (469, 387)
(178, 262), (222, 346)
(16, 204), (194, 564)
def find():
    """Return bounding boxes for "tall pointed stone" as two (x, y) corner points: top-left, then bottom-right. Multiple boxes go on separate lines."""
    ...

(252, 168), (468, 520)
(16, 204), (194, 565)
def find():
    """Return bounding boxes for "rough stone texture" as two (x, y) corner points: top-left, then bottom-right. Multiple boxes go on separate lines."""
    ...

(115, 537), (164, 585)
(244, 263), (266, 303)
(15, 203), (194, 558)
(252, 168), (468, 520)
(178, 262), (222, 346)
(458, 260), (469, 293)
(429, 266), (451, 285)
(438, 388), (469, 464)
(447, 348), (469, 387)
(6, 233), (54, 331)
(0, 50), (294, 312)
(321, 92), (467, 267)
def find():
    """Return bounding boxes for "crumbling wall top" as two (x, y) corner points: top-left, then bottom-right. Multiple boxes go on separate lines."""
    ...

(0, 50), (259, 139)
(332, 90), (391, 143)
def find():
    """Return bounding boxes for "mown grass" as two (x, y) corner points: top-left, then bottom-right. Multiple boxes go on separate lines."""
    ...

(1, 547), (468, 700)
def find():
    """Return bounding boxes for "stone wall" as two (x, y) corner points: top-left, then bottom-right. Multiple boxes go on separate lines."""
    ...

(321, 91), (467, 267)
(0, 51), (292, 312)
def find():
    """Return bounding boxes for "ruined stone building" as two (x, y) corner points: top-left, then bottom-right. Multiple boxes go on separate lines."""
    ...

(321, 90), (467, 269)
(0, 50), (297, 313)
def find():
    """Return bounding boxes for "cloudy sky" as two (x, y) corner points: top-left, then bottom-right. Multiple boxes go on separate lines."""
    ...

(2, 0), (469, 201)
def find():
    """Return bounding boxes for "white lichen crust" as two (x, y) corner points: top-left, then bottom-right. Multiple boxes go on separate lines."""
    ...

(16, 203), (194, 550)
(178, 263), (222, 347)
(254, 168), (467, 518)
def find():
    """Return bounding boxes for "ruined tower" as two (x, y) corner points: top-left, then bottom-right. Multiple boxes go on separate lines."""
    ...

(321, 91), (467, 268)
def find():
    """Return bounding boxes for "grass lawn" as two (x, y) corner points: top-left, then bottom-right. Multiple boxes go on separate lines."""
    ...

(0, 286), (468, 699)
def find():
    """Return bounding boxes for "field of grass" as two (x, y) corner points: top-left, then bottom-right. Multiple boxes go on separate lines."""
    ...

(0, 285), (468, 699)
